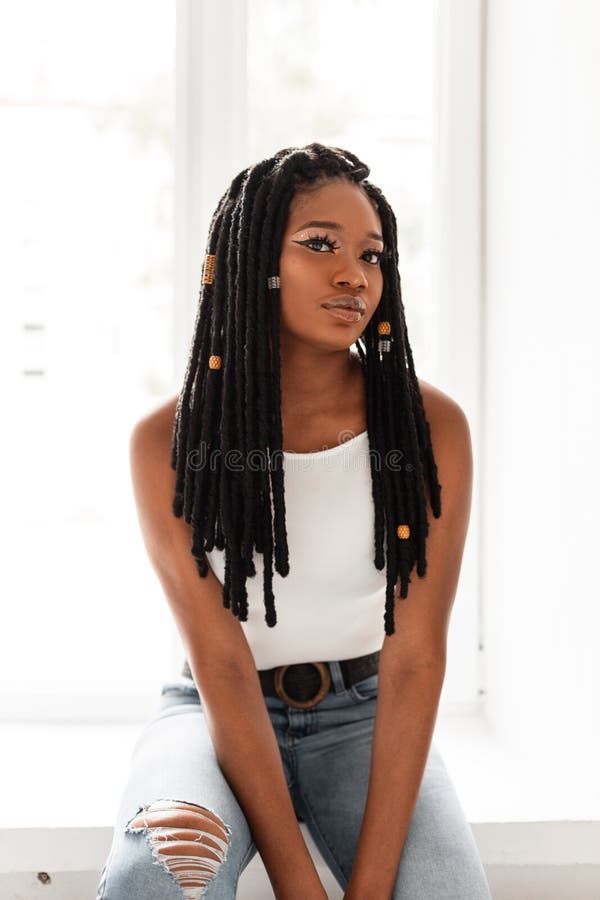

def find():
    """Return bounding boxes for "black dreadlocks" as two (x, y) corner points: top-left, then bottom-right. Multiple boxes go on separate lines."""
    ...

(170, 142), (442, 636)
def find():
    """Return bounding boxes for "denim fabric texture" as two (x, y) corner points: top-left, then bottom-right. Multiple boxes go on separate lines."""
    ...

(96, 662), (492, 899)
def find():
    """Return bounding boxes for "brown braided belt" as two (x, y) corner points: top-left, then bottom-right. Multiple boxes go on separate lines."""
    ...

(181, 650), (380, 710)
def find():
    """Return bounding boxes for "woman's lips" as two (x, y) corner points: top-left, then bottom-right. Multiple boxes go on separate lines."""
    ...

(321, 307), (364, 323)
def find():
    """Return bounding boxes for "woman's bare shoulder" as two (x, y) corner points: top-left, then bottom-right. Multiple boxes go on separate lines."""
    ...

(417, 378), (468, 427)
(417, 378), (472, 479)
(133, 392), (180, 438)
(419, 379), (473, 507)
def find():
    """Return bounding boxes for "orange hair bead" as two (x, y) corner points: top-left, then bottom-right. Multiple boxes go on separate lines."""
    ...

(378, 321), (391, 335)
(208, 355), (222, 370)
(397, 524), (410, 539)
(202, 254), (216, 285)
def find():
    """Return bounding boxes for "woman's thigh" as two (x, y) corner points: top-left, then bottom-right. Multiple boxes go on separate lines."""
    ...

(96, 681), (261, 900)
(292, 683), (491, 900)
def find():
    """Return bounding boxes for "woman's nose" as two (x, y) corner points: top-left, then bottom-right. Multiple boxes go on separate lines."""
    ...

(332, 258), (367, 289)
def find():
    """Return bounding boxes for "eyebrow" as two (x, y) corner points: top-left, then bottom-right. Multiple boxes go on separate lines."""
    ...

(294, 219), (384, 243)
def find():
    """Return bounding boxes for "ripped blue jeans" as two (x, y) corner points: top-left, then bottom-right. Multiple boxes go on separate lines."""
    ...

(96, 661), (491, 899)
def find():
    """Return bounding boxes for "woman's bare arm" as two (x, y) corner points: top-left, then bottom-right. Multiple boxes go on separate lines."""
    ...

(344, 385), (474, 898)
(129, 402), (327, 900)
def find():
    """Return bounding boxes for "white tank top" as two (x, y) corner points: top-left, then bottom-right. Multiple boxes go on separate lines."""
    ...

(205, 430), (387, 669)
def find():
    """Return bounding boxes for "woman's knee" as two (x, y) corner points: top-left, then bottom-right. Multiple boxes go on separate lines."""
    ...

(390, 746), (492, 899)
(97, 798), (248, 899)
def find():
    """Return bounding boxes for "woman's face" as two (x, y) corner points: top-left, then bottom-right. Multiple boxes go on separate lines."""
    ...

(277, 178), (385, 353)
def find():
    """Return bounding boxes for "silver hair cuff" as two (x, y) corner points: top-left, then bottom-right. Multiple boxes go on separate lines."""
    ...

(267, 276), (280, 289)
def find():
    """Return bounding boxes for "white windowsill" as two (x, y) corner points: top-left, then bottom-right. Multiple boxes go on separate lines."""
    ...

(2, 708), (599, 891)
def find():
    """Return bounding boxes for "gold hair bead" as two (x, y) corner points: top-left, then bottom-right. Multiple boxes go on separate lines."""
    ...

(208, 355), (222, 370)
(202, 254), (216, 285)
(397, 524), (410, 540)
(378, 321), (391, 335)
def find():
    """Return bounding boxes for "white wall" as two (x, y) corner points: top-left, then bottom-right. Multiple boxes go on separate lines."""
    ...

(483, 0), (600, 780)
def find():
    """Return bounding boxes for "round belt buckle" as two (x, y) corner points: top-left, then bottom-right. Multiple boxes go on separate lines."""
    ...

(273, 662), (331, 709)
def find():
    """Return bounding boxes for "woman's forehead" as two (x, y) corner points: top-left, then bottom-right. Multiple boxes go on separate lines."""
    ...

(286, 181), (382, 234)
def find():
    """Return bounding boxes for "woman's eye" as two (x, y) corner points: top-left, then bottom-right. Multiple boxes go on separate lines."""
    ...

(298, 233), (339, 253)
(294, 234), (384, 265)
(308, 239), (334, 252)
(363, 249), (383, 265)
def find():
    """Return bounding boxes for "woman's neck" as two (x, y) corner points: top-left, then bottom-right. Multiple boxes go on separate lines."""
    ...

(280, 349), (363, 418)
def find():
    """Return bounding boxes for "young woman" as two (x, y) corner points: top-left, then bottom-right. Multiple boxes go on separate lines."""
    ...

(96, 143), (492, 900)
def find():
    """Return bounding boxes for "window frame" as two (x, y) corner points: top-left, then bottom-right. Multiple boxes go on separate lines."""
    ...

(431, 0), (486, 712)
